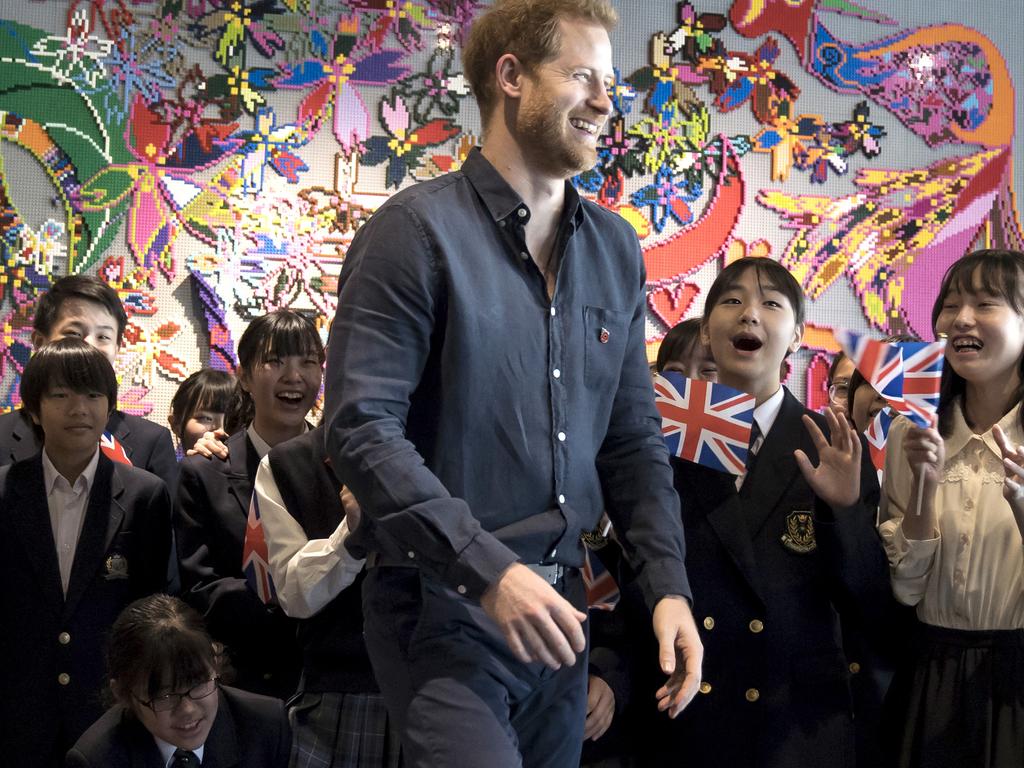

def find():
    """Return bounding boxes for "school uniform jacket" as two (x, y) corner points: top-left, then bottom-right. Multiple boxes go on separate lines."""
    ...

(65, 685), (291, 768)
(0, 453), (172, 767)
(641, 388), (890, 768)
(174, 430), (300, 699)
(0, 408), (178, 487)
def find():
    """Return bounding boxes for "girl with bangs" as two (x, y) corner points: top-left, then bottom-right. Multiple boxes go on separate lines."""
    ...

(174, 310), (325, 701)
(879, 249), (1024, 767)
(67, 594), (290, 767)
(168, 369), (235, 457)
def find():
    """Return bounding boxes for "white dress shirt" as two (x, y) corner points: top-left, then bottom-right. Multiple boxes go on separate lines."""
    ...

(254, 453), (365, 619)
(41, 447), (100, 595)
(879, 400), (1024, 630)
(155, 737), (204, 766)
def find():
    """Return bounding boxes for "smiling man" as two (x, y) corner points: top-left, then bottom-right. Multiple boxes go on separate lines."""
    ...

(324, 1), (702, 765)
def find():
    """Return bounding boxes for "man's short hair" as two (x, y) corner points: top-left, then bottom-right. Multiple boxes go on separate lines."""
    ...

(462, 0), (617, 120)
(33, 274), (128, 345)
(20, 337), (119, 420)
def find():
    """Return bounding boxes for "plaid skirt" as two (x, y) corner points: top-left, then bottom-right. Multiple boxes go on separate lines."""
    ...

(289, 691), (402, 768)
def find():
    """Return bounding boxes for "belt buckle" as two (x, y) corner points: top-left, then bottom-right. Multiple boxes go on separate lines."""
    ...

(526, 562), (563, 585)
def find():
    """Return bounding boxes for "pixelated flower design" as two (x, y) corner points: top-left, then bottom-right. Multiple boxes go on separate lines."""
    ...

(631, 165), (702, 234)
(361, 94), (460, 188)
(232, 107), (310, 194)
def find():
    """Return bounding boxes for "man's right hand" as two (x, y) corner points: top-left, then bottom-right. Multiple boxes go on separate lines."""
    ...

(480, 563), (587, 670)
(186, 428), (229, 460)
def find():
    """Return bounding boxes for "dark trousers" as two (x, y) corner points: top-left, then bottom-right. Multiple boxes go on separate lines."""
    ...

(362, 566), (589, 768)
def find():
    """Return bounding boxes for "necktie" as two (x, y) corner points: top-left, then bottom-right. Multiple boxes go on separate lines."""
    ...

(172, 749), (200, 767)
(738, 421), (763, 494)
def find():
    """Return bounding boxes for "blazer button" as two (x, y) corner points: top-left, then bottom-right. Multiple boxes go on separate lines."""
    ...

(745, 688), (760, 702)
(58, 673), (71, 686)
(748, 619), (764, 633)
(703, 617), (715, 630)
(699, 682), (712, 694)
(849, 662), (861, 674)
(58, 631), (71, 645)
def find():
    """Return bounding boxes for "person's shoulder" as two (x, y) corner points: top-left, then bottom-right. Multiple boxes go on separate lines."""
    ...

(578, 196), (640, 239)
(221, 685), (287, 725)
(374, 170), (467, 216)
(110, 460), (168, 495)
(66, 705), (135, 766)
(114, 411), (170, 439)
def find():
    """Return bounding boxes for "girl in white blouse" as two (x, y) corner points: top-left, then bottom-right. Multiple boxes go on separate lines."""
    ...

(879, 249), (1024, 767)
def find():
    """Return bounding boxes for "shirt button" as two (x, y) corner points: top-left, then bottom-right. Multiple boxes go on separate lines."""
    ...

(553, 369), (561, 379)
(849, 662), (861, 674)
(557, 431), (566, 442)
(703, 617), (715, 630)
(558, 494), (566, 504)
(550, 307), (556, 317)
(407, 551), (415, 559)
(58, 673), (70, 686)
(517, 208), (527, 218)
(58, 632), (71, 645)
(699, 681), (712, 694)
(745, 688), (760, 702)
(749, 619), (764, 633)
(519, 251), (529, 261)
(965, 498), (974, 510)
(457, 585), (467, 595)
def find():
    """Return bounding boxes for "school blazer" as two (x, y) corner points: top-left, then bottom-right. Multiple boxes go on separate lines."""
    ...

(174, 430), (300, 698)
(0, 408), (178, 487)
(640, 388), (890, 768)
(0, 453), (172, 767)
(65, 685), (291, 768)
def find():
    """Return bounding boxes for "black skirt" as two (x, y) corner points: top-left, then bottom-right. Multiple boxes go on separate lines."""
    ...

(882, 623), (1024, 768)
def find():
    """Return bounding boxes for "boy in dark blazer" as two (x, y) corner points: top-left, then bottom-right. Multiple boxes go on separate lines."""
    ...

(641, 259), (890, 767)
(0, 274), (177, 484)
(0, 339), (171, 766)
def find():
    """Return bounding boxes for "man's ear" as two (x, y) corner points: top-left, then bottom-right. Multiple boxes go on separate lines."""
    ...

(28, 409), (41, 426)
(699, 322), (711, 348)
(30, 330), (46, 350)
(495, 53), (527, 100)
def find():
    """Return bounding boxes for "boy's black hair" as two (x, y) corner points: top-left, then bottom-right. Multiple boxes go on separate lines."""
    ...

(33, 274), (128, 345)
(931, 249), (1024, 437)
(224, 310), (325, 434)
(656, 318), (703, 373)
(20, 338), (118, 420)
(107, 594), (223, 707)
(702, 258), (806, 327)
(169, 369), (235, 443)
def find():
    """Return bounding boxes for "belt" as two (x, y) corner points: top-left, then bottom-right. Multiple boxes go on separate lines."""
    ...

(367, 552), (565, 585)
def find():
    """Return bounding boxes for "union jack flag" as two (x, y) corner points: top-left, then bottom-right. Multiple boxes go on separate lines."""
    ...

(864, 407), (895, 485)
(242, 494), (278, 605)
(654, 372), (755, 475)
(837, 331), (945, 428)
(835, 330), (904, 404)
(582, 549), (620, 611)
(99, 431), (132, 465)
(899, 341), (946, 427)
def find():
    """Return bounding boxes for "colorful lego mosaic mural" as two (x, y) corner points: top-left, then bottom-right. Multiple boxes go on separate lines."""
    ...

(0, 0), (1021, 418)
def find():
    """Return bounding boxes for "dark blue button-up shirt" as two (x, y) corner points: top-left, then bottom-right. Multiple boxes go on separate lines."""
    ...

(325, 148), (690, 609)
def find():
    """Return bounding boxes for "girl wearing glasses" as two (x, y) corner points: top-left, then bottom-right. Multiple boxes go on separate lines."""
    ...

(66, 594), (290, 767)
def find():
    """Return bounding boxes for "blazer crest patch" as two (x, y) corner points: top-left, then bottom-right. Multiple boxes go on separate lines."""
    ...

(781, 510), (816, 554)
(104, 553), (129, 579)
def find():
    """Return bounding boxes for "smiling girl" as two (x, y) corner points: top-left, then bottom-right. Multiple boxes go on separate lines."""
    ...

(174, 310), (325, 700)
(879, 249), (1024, 767)
(66, 594), (290, 767)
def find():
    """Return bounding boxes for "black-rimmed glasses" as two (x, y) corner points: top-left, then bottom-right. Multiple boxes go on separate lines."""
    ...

(136, 677), (218, 713)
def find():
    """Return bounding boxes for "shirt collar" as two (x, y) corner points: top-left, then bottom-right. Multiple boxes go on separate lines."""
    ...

(246, 423), (309, 460)
(461, 147), (584, 231)
(753, 386), (786, 439)
(41, 446), (100, 496)
(154, 737), (205, 767)
(944, 398), (1024, 459)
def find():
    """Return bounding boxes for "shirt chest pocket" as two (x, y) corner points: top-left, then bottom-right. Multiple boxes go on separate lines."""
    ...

(583, 306), (631, 389)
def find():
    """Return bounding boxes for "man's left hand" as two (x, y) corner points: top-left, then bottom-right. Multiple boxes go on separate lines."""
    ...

(653, 595), (703, 718)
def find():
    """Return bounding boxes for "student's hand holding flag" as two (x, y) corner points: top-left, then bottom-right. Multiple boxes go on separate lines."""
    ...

(993, 425), (1024, 542)
(794, 407), (862, 509)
